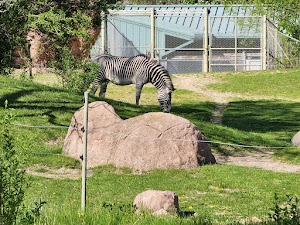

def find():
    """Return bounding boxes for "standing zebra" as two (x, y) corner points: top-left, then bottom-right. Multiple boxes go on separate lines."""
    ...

(89, 54), (175, 113)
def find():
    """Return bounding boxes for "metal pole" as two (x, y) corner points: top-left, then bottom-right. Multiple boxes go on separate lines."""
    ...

(27, 40), (33, 77)
(235, 16), (237, 71)
(262, 15), (267, 70)
(81, 91), (89, 213)
(101, 13), (108, 54)
(203, 8), (209, 72)
(150, 8), (156, 59)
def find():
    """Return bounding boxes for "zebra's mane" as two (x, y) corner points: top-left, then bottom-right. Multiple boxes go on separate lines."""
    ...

(132, 55), (175, 92)
(146, 58), (175, 92)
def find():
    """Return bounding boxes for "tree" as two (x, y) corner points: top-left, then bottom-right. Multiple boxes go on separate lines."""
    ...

(250, 0), (300, 40)
(0, 0), (118, 75)
(0, 0), (32, 74)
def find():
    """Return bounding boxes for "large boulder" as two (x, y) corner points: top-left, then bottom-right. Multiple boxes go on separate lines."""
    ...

(63, 101), (216, 171)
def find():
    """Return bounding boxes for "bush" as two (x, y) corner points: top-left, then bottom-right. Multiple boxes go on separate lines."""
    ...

(269, 193), (300, 225)
(51, 47), (99, 93)
(0, 100), (28, 224)
(0, 100), (45, 225)
(62, 62), (99, 93)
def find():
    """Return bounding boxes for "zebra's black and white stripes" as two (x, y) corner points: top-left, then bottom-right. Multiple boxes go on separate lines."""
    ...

(90, 54), (175, 113)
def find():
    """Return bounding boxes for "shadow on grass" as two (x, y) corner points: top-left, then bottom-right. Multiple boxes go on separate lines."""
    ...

(178, 210), (196, 218)
(0, 77), (81, 121)
(223, 100), (300, 133)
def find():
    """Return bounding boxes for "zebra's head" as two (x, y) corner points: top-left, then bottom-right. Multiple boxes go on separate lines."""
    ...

(158, 88), (173, 113)
(147, 58), (175, 113)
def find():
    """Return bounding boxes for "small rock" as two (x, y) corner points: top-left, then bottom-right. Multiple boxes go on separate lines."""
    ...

(133, 190), (179, 216)
(292, 131), (300, 147)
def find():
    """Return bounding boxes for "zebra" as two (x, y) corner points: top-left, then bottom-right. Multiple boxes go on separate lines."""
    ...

(89, 54), (175, 113)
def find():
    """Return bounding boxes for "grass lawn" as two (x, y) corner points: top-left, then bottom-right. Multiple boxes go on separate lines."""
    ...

(1, 68), (300, 224)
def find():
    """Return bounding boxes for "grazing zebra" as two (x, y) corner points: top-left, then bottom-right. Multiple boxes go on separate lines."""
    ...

(90, 54), (175, 113)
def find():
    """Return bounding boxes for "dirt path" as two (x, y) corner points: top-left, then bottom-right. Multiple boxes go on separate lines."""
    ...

(214, 152), (300, 173)
(172, 74), (300, 174)
(26, 165), (93, 179)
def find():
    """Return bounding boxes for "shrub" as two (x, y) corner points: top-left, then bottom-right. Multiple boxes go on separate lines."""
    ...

(0, 100), (45, 225)
(269, 193), (300, 225)
(0, 100), (28, 224)
(51, 47), (99, 93)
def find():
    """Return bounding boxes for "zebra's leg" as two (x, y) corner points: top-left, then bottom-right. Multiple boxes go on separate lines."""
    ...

(135, 83), (144, 105)
(82, 80), (99, 103)
(99, 80), (109, 97)
(90, 81), (99, 96)
(90, 69), (106, 96)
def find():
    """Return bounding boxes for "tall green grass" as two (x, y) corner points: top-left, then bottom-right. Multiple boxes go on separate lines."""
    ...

(25, 165), (300, 224)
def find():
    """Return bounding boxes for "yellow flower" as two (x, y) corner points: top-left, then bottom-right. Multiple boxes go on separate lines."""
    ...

(78, 212), (84, 219)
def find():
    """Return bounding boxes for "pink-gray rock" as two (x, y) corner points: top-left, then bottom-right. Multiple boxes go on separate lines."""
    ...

(133, 190), (179, 216)
(292, 131), (300, 147)
(63, 101), (216, 170)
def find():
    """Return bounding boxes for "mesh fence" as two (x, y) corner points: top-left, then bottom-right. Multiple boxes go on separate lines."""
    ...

(266, 19), (300, 69)
(90, 9), (208, 73)
(90, 9), (300, 73)
(108, 15), (151, 56)
(155, 10), (205, 73)
(209, 16), (262, 72)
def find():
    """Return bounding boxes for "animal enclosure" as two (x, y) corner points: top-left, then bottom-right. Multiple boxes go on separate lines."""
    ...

(91, 5), (300, 73)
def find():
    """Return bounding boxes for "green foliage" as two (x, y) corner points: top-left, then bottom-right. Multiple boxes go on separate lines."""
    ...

(50, 47), (99, 92)
(0, 100), (28, 224)
(0, 101), (46, 225)
(16, 198), (46, 225)
(269, 194), (300, 224)
(120, 0), (227, 4)
(0, 0), (31, 74)
(0, 0), (118, 75)
(247, 0), (300, 40)
(28, 5), (93, 60)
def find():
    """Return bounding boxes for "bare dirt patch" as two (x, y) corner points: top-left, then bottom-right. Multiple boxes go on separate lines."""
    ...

(214, 152), (300, 173)
(45, 137), (64, 146)
(172, 74), (242, 103)
(26, 165), (93, 179)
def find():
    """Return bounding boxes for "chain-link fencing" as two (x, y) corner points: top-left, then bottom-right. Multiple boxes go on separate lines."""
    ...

(267, 19), (300, 69)
(90, 6), (300, 74)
